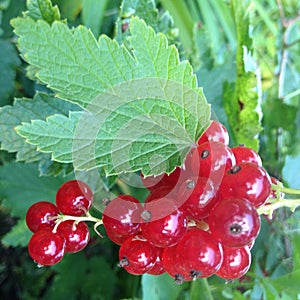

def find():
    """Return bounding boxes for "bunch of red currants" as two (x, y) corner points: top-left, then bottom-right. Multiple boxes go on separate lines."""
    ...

(26, 120), (274, 283)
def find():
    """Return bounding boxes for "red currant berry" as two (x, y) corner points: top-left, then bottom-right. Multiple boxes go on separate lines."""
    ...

(231, 145), (262, 166)
(178, 177), (220, 220)
(140, 167), (181, 191)
(216, 246), (251, 280)
(146, 247), (165, 275)
(208, 198), (260, 248)
(56, 180), (93, 216)
(141, 198), (188, 247)
(26, 201), (59, 233)
(176, 229), (223, 278)
(191, 141), (235, 186)
(119, 236), (158, 275)
(28, 229), (65, 266)
(56, 221), (90, 253)
(197, 120), (229, 146)
(162, 245), (191, 283)
(220, 163), (272, 208)
(102, 195), (142, 244)
(145, 185), (177, 203)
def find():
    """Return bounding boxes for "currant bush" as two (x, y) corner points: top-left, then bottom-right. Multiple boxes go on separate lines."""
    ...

(25, 119), (299, 287)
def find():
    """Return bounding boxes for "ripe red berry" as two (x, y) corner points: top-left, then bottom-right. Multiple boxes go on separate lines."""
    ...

(26, 201), (59, 233)
(56, 180), (93, 216)
(28, 229), (66, 266)
(178, 177), (220, 220)
(146, 247), (165, 275)
(102, 195), (142, 243)
(140, 167), (181, 191)
(219, 163), (272, 208)
(191, 141), (235, 186)
(56, 221), (90, 253)
(119, 236), (158, 275)
(231, 145), (262, 166)
(176, 229), (223, 278)
(162, 244), (192, 283)
(208, 198), (260, 248)
(141, 198), (188, 247)
(197, 120), (229, 146)
(216, 246), (251, 280)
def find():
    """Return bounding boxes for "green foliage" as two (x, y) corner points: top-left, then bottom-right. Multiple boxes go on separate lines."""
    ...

(12, 15), (210, 175)
(0, 39), (20, 104)
(25, 0), (60, 24)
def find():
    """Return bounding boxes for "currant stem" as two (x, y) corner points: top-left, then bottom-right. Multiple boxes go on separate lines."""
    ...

(280, 187), (300, 195)
(258, 199), (300, 217)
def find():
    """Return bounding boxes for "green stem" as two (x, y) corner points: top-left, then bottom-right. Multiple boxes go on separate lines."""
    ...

(258, 199), (300, 216)
(280, 187), (300, 195)
(190, 278), (214, 300)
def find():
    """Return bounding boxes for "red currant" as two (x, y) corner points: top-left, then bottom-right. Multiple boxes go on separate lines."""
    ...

(141, 198), (188, 247)
(220, 163), (272, 208)
(56, 221), (90, 253)
(208, 198), (260, 248)
(178, 177), (220, 220)
(102, 195), (142, 243)
(216, 245), (251, 280)
(197, 120), (229, 146)
(191, 141), (235, 186)
(56, 180), (93, 216)
(26, 201), (59, 233)
(176, 229), (223, 278)
(119, 236), (158, 275)
(162, 244), (191, 283)
(146, 247), (165, 275)
(231, 145), (262, 166)
(140, 167), (181, 191)
(28, 229), (66, 266)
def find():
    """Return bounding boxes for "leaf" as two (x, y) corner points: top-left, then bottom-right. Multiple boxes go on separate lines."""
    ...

(43, 253), (116, 300)
(0, 161), (72, 218)
(0, 92), (79, 162)
(13, 17), (210, 175)
(115, 0), (177, 47)
(0, 38), (20, 104)
(25, 0), (60, 24)
(283, 154), (300, 189)
(141, 273), (187, 300)
(1, 219), (31, 247)
(81, 0), (108, 37)
(223, 0), (263, 151)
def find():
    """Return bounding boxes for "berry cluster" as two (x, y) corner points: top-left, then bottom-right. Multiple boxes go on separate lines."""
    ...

(26, 180), (93, 266)
(25, 120), (277, 284)
(103, 120), (272, 283)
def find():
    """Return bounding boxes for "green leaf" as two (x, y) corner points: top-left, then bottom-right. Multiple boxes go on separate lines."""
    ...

(52, 0), (81, 21)
(0, 161), (72, 218)
(25, 0), (60, 24)
(190, 278), (214, 300)
(0, 92), (79, 162)
(0, 38), (20, 104)
(141, 273), (187, 300)
(43, 253), (116, 300)
(81, 0), (108, 37)
(12, 17), (210, 175)
(223, 0), (263, 151)
(115, 0), (177, 47)
(1, 219), (31, 247)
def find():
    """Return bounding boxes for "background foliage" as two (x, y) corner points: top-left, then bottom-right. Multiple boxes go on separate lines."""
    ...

(0, 0), (300, 299)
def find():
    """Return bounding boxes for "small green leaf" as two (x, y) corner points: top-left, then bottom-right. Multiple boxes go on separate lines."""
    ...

(142, 273), (187, 300)
(25, 0), (60, 24)
(2, 219), (31, 247)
